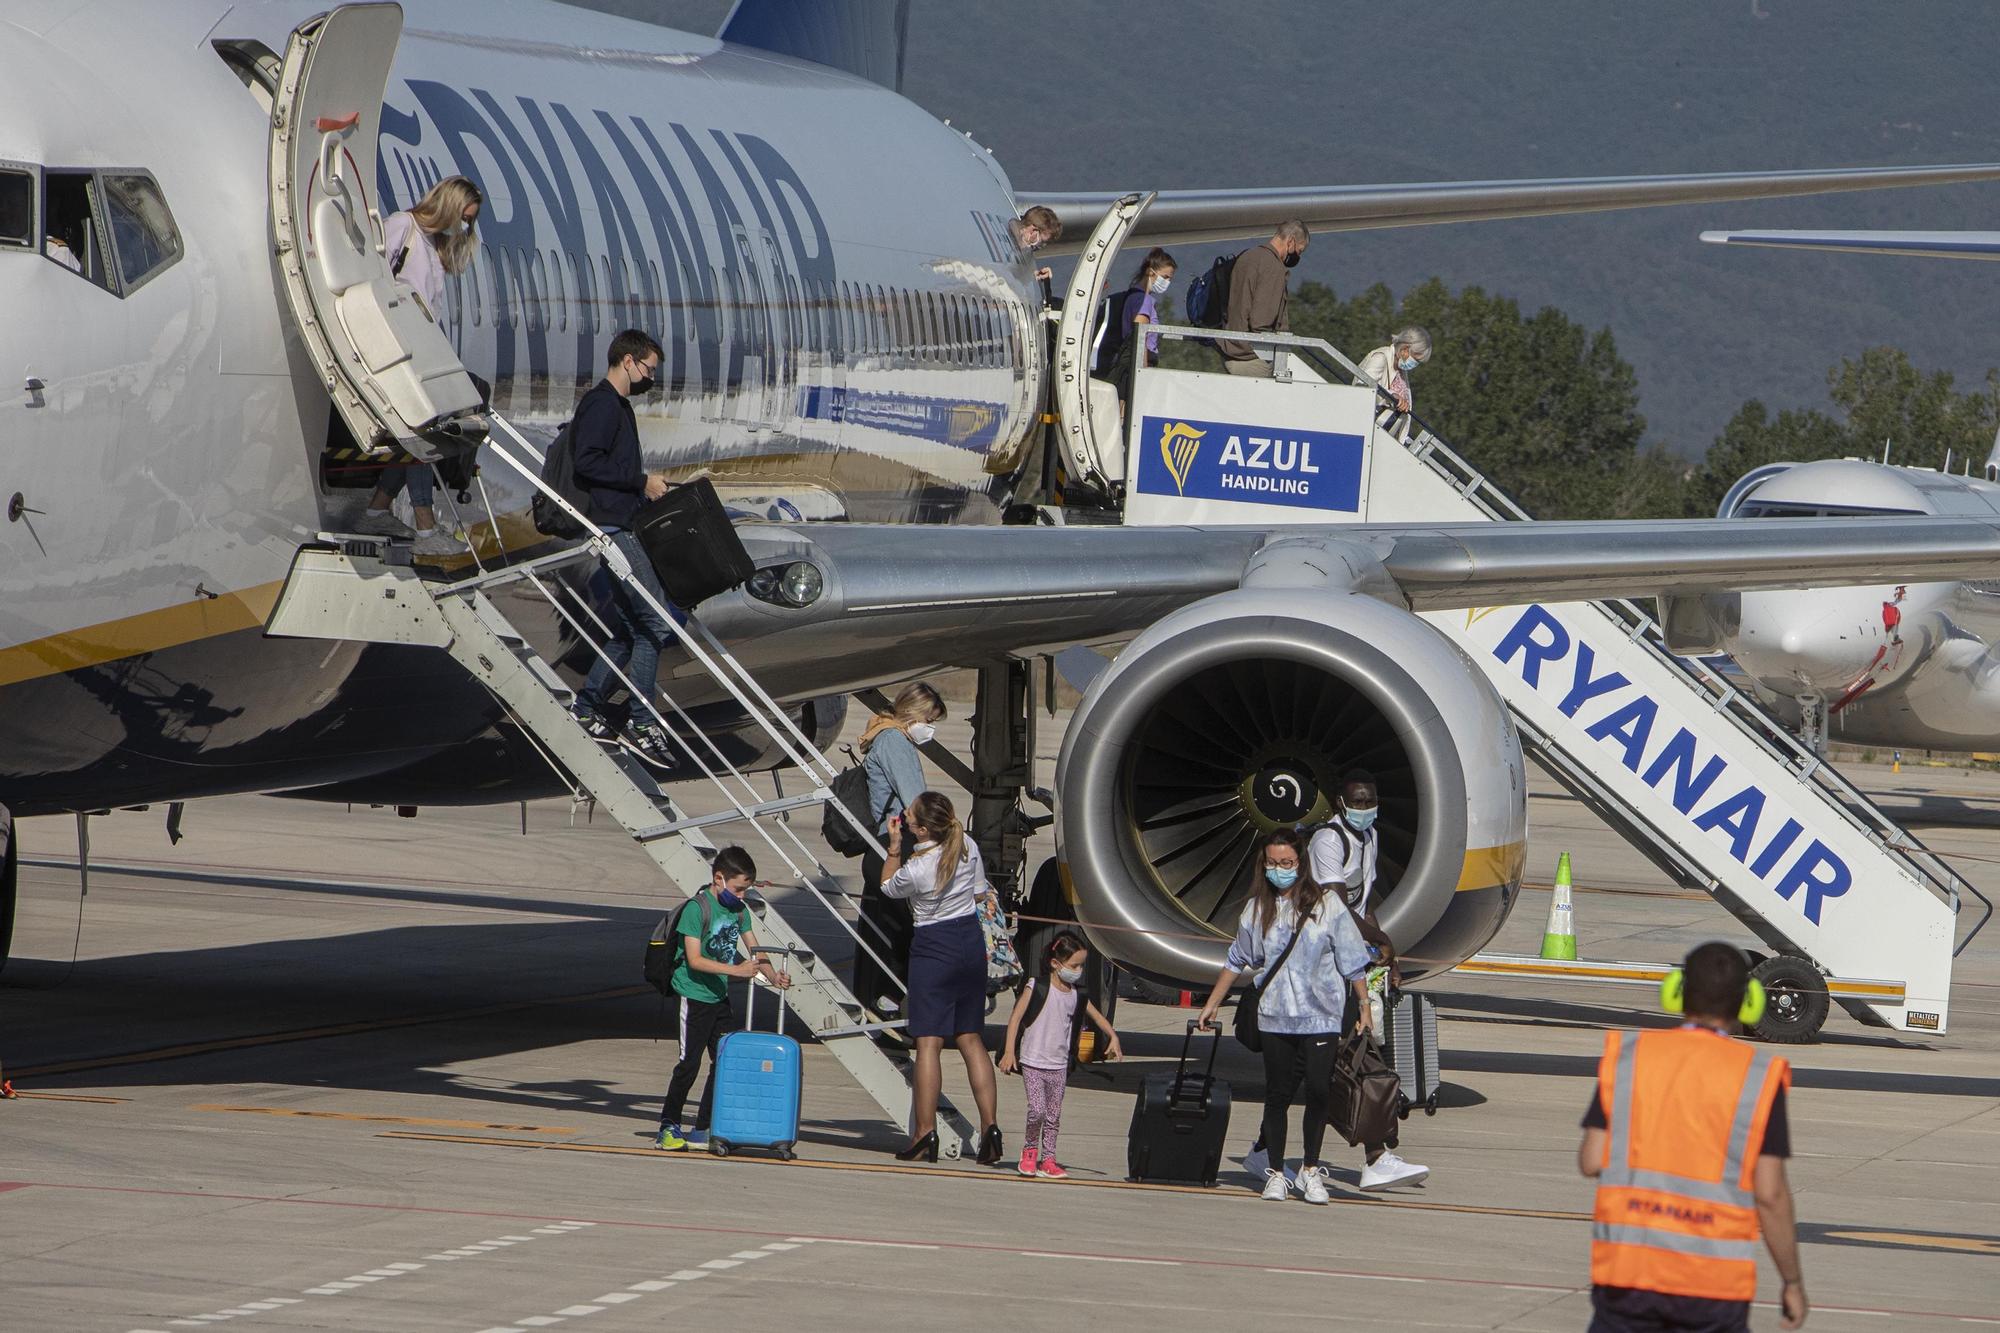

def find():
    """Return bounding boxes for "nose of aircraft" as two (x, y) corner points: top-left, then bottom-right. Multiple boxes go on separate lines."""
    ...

(1727, 584), (1923, 698)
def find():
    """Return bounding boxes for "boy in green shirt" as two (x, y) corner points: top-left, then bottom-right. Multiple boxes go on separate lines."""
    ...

(657, 847), (790, 1150)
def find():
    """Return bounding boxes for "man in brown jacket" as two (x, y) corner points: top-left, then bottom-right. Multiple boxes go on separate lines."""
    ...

(1218, 220), (1310, 375)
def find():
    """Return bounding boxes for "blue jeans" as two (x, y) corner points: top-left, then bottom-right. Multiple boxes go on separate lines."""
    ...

(375, 463), (434, 507)
(577, 529), (676, 723)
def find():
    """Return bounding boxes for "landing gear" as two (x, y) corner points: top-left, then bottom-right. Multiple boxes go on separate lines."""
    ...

(1748, 953), (1830, 1044)
(1796, 694), (1827, 756)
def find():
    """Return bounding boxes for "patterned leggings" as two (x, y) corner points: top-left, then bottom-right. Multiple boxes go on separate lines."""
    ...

(1021, 1065), (1067, 1156)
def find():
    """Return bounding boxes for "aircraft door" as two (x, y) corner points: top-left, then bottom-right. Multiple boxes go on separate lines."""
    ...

(1052, 191), (1153, 490)
(269, 3), (482, 457)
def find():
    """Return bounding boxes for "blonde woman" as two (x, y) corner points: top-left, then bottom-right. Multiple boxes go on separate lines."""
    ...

(882, 791), (1003, 1164)
(851, 682), (947, 1016)
(355, 176), (482, 554)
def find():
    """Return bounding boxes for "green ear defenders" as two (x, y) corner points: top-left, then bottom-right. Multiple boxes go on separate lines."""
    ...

(1660, 969), (1767, 1028)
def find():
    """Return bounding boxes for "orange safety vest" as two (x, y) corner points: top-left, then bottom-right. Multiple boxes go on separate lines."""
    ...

(1591, 1028), (1791, 1302)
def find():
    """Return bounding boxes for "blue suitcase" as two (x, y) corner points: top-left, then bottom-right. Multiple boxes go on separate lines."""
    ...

(709, 976), (802, 1160)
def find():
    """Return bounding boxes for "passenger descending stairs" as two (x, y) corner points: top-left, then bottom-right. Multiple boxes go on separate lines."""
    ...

(263, 417), (976, 1156)
(1192, 331), (1985, 1035)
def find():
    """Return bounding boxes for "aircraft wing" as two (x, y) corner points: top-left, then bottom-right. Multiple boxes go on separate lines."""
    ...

(1701, 229), (2000, 261)
(712, 515), (2000, 696)
(1034, 162), (2000, 251)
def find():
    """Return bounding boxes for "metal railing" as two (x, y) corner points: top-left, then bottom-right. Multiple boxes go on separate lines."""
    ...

(1138, 324), (1991, 954)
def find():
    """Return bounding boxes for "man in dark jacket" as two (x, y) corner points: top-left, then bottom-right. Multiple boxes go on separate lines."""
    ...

(569, 329), (677, 770)
(1218, 220), (1309, 376)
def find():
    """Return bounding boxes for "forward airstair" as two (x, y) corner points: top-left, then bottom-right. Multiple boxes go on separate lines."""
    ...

(1113, 323), (1983, 1036)
(264, 415), (977, 1156)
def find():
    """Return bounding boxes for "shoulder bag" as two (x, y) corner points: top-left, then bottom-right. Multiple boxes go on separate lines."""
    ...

(1232, 908), (1305, 1053)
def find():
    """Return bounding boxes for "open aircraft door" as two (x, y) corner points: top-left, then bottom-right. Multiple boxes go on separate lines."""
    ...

(269, 3), (483, 457)
(1052, 191), (1153, 491)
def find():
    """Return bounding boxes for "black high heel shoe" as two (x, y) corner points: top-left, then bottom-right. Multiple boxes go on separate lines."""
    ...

(894, 1131), (939, 1163)
(974, 1125), (1004, 1166)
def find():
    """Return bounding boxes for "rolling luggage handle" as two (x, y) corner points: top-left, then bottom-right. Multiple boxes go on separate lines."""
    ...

(1170, 1017), (1222, 1110)
(744, 944), (808, 1036)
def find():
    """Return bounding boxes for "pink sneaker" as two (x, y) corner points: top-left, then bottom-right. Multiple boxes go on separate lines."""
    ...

(1037, 1158), (1069, 1180)
(1016, 1148), (1039, 1177)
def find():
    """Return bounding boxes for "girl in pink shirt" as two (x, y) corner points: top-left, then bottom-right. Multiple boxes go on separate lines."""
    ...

(998, 932), (1121, 1178)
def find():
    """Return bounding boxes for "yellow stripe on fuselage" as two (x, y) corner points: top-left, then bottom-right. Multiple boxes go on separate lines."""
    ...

(0, 581), (286, 688)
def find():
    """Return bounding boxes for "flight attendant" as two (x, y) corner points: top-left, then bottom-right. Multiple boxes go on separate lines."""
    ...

(1578, 942), (1807, 1330)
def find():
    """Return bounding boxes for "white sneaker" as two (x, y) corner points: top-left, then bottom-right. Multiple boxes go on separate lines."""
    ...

(353, 509), (415, 539)
(411, 527), (467, 557)
(1298, 1164), (1330, 1205)
(1260, 1168), (1291, 1201)
(1359, 1151), (1430, 1191)
(1242, 1143), (1269, 1179)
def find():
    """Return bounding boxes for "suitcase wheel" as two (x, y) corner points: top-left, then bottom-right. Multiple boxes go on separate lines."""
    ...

(709, 1139), (731, 1158)
(777, 1146), (796, 1162)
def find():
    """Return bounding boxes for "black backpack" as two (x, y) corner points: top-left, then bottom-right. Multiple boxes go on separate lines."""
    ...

(1093, 286), (1141, 377)
(821, 747), (875, 858)
(531, 420), (592, 537)
(1183, 252), (1240, 329)
(643, 892), (712, 996)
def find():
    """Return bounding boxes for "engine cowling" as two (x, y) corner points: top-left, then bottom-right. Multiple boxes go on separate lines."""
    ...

(1056, 584), (1527, 982)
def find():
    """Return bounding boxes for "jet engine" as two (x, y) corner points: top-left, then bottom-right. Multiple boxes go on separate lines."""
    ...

(1057, 582), (1528, 982)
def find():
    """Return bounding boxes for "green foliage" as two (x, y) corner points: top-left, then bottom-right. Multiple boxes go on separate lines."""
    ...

(1285, 279), (1669, 518)
(1684, 348), (2000, 515)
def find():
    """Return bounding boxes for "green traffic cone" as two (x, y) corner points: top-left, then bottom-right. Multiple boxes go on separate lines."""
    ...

(1541, 851), (1578, 961)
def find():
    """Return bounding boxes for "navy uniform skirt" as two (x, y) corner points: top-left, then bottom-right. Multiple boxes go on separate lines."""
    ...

(905, 912), (986, 1039)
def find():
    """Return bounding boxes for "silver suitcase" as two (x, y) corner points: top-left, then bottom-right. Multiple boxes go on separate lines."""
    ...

(1382, 990), (1441, 1115)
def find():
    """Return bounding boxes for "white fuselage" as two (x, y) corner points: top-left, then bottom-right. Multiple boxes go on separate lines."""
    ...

(1711, 458), (2000, 751)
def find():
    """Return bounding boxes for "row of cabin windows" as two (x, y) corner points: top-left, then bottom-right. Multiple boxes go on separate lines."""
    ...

(1, 165), (183, 297)
(444, 243), (1022, 371)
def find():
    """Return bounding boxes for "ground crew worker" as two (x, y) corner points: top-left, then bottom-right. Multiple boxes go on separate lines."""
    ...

(1578, 942), (1807, 1331)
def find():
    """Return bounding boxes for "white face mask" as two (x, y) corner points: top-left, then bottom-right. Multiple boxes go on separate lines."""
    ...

(1055, 965), (1084, 985)
(1149, 276), (1171, 295)
(906, 722), (937, 745)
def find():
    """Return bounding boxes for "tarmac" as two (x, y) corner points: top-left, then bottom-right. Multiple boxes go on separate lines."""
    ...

(4, 717), (1999, 1331)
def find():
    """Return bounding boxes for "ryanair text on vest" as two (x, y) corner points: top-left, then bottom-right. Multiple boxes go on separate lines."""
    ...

(1494, 606), (1850, 924)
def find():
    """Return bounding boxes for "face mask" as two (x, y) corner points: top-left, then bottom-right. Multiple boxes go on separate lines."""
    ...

(1398, 356), (1419, 372)
(1265, 866), (1299, 890)
(1149, 276), (1171, 295)
(1344, 807), (1378, 832)
(1282, 249), (1301, 269)
(627, 362), (656, 396)
(906, 722), (937, 745)
(716, 886), (744, 910)
(1055, 965), (1084, 985)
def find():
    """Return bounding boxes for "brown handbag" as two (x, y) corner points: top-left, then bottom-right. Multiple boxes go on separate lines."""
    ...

(1329, 1029), (1404, 1148)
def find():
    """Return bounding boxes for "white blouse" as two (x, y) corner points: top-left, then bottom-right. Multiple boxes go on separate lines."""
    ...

(883, 839), (985, 926)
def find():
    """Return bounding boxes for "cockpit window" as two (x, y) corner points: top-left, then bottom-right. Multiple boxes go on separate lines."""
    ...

(41, 168), (181, 296)
(0, 169), (31, 249)
(1738, 500), (1924, 518)
(101, 173), (182, 292)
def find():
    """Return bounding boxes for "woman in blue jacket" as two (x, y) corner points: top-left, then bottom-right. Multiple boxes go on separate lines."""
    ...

(851, 681), (947, 1017)
(1197, 828), (1372, 1205)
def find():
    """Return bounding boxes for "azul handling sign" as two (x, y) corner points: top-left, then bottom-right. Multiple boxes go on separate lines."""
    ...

(1133, 415), (1365, 514)
(1490, 606), (1853, 925)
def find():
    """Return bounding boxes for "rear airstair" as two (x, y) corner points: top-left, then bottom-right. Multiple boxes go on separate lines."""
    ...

(1112, 323), (1983, 1036)
(264, 415), (977, 1156)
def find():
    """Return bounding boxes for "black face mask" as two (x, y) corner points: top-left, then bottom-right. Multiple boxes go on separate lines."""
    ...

(1282, 249), (1302, 269)
(627, 364), (656, 396)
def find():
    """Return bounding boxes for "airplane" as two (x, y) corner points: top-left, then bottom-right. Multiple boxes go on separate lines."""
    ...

(1663, 227), (2000, 753)
(8, 0), (2000, 990)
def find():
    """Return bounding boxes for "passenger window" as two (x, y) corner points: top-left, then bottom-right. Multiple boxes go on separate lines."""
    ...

(100, 173), (182, 292)
(529, 248), (548, 333)
(43, 170), (110, 289)
(0, 169), (31, 250)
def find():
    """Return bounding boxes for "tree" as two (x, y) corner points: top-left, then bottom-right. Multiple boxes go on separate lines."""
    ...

(1686, 348), (2000, 515)
(1285, 278), (1667, 518)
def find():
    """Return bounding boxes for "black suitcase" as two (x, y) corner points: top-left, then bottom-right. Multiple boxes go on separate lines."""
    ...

(630, 477), (755, 608)
(1381, 989), (1442, 1116)
(1127, 1020), (1231, 1186)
